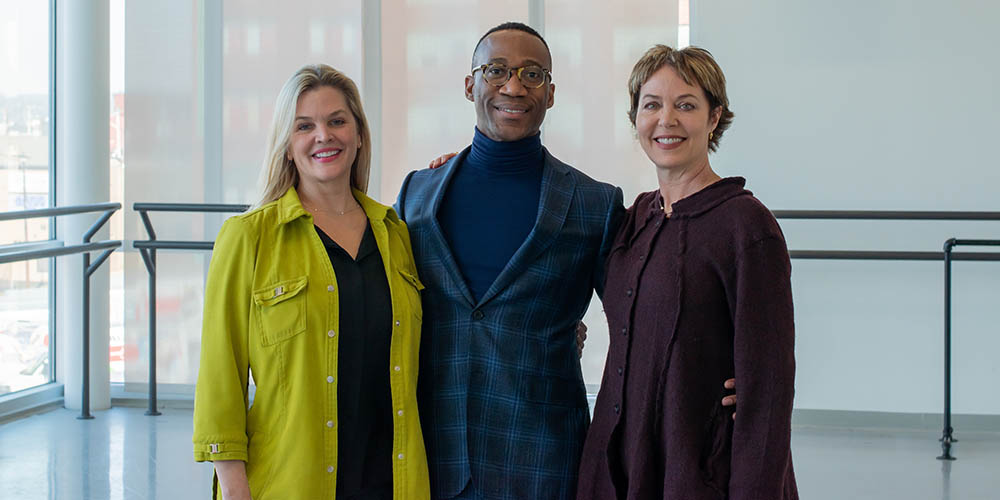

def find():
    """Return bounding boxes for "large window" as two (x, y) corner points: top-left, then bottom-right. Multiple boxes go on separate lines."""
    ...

(115, 1), (683, 392)
(120, 1), (365, 390)
(0, 0), (53, 395)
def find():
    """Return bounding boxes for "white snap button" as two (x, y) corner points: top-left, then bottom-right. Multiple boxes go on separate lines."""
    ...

(327, 376), (334, 383)
(326, 420), (334, 428)
(327, 466), (334, 473)
(397, 410), (404, 416)
(394, 366), (401, 372)
(327, 330), (336, 338)
(397, 453), (404, 460)
(327, 285), (335, 292)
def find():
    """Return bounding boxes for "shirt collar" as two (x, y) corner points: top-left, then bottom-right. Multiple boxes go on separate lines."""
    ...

(276, 185), (394, 225)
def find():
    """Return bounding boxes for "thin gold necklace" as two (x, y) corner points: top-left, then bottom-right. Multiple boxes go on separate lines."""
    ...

(658, 197), (673, 218)
(305, 203), (362, 216)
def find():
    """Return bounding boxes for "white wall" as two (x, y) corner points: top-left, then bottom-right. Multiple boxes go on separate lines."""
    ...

(693, 0), (1000, 414)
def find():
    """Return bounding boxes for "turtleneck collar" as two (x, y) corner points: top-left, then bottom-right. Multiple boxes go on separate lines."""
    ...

(465, 127), (544, 175)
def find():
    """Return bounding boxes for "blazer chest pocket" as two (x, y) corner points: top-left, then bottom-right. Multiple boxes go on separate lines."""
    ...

(253, 276), (308, 346)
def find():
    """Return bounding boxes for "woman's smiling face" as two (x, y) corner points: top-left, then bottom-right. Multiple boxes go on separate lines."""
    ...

(635, 65), (721, 172)
(286, 85), (361, 189)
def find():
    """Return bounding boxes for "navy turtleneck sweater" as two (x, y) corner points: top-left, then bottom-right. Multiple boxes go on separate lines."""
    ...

(439, 128), (544, 302)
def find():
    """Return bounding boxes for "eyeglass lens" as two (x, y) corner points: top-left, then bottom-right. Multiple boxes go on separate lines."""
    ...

(482, 64), (547, 88)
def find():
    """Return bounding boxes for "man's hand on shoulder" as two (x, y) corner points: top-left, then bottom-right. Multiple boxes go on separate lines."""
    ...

(428, 152), (458, 169)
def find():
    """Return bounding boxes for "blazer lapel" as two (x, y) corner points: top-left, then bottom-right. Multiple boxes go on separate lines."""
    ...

(476, 149), (575, 307)
(425, 147), (477, 307)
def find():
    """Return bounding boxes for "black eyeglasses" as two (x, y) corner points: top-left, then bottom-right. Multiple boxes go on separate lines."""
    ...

(471, 63), (552, 88)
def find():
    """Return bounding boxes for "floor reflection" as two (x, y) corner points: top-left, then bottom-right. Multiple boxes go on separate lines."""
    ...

(0, 406), (997, 499)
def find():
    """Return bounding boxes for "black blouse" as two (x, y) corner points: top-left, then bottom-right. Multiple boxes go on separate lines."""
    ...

(315, 223), (393, 500)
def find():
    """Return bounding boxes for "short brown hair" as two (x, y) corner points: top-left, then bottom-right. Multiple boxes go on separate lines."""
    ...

(627, 45), (733, 152)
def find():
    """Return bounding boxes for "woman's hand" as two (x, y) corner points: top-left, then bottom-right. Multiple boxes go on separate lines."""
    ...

(215, 460), (252, 500)
(428, 152), (458, 169)
(576, 321), (588, 358)
(721, 378), (737, 419)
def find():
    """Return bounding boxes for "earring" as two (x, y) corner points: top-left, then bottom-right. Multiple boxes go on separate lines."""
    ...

(709, 132), (714, 141)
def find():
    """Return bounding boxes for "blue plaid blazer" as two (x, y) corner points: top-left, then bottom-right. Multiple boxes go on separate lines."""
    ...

(395, 147), (624, 500)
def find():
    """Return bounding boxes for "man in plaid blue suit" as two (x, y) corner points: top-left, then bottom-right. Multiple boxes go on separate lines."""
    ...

(395, 22), (624, 499)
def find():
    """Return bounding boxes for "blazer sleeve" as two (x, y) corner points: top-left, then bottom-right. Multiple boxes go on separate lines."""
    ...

(394, 170), (418, 223)
(729, 235), (796, 499)
(592, 186), (625, 300)
(192, 216), (257, 462)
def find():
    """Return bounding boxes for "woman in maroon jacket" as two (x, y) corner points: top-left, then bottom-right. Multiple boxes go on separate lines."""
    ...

(577, 45), (798, 500)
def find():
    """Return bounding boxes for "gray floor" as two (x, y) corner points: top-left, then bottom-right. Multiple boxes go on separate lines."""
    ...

(0, 407), (997, 499)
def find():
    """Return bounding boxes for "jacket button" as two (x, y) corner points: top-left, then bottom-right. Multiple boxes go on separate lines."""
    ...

(625, 288), (633, 297)
(621, 327), (627, 336)
(472, 310), (485, 320)
(613, 404), (620, 414)
(617, 367), (623, 375)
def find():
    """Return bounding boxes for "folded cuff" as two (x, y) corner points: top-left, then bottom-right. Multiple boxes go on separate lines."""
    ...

(193, 441), (248, 463)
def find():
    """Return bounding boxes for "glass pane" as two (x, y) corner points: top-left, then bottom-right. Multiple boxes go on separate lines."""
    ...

(122, 1), (364, 388)
(376, 0), (531, 204)
(543, 1), (678, 386)
(109, 0), (125, 383)
(0, 0), (52, 395)
(0, 260), (50, 395)
(1, 0), (51, 245)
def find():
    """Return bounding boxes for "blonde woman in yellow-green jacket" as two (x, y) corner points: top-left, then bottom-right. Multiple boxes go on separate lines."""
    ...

(193, 64), (430, 500)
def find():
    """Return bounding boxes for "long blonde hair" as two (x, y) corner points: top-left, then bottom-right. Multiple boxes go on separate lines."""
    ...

(255, 64), (372, 207)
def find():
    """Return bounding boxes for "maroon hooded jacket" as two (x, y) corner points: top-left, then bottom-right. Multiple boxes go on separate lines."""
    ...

(577, 177), (798, 500)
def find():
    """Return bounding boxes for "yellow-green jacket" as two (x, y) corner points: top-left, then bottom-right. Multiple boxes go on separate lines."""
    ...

(193, 186), (430, 499)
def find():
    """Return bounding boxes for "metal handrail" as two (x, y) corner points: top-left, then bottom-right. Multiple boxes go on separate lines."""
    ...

(132, 202), (250, 214)
(0, 240), (64, 257)
(127, 203), (999, 451)
(0, 202), (121, 221)
(131, 202), (248, 415)
(0, 241), (120, 265)
(773, 210), (1000, 221)
(937, 238), (1000, 461)
(789, 250), (1000, 261)
(0, 203), (121, 419)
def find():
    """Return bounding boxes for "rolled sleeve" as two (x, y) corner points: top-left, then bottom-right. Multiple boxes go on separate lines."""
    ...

(192, 217), (257, 463)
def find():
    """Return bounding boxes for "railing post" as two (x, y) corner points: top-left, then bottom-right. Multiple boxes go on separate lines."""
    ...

(938, 238), (956, 460)
(78, 249), (93, 420)
(77, 208), (119, 420)
(136, 208), (161, 416)
(139, 246), (160, 416)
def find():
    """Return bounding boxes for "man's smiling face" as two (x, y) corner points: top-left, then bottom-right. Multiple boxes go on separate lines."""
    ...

(465, 29), (555, 142)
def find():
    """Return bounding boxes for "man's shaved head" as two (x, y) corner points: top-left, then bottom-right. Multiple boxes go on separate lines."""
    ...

(472, 21), (551, 68)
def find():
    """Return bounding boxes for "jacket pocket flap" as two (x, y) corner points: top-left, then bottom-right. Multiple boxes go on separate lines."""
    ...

(252, 276), (308, 306)
(397, 268), (425, 290)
